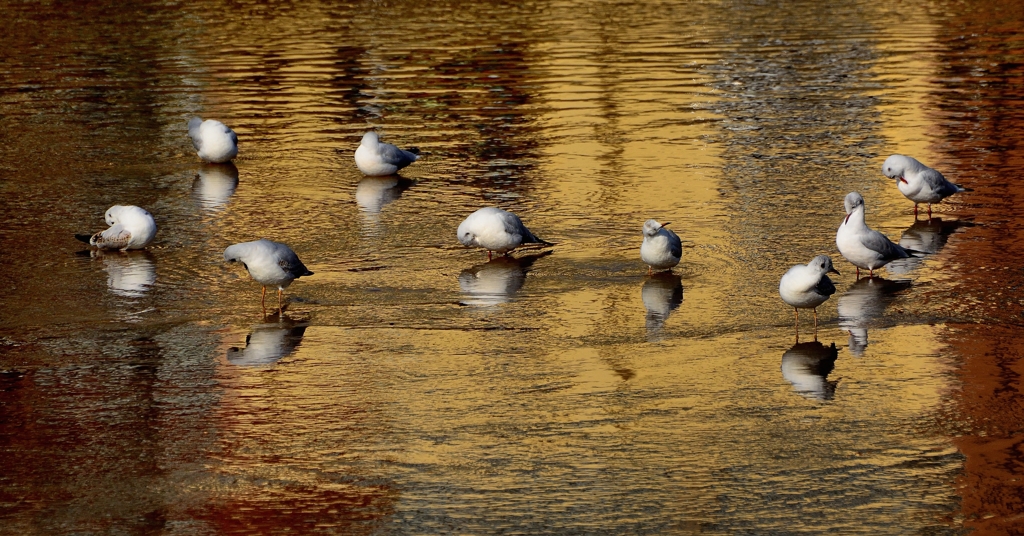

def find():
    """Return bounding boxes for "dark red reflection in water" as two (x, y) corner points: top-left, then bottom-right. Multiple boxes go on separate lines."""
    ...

(192, 485), (397, 535)
(931, 2), (1024, 533)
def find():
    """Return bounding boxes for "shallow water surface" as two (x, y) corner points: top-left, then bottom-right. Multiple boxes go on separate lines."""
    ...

(3, 0), (1024, 533)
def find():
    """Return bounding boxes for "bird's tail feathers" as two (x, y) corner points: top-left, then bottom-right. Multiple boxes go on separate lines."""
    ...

(526, 235), (555, 247)
(407, 147), (421, 156)
(904, 247), (926, 258)
(955, 183), (971, 192)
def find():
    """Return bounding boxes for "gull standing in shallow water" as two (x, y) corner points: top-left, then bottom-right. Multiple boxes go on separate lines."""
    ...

(640, 219), (681, 275)
(354, 131), (420, 176)
(836, 192), (916, 278)
(75, 205), (157, 251)
(224, 239), (314, 315)
(779, 255), (840, 339)
(882, 154), (966, 217)
(188, 117), (238, 164)
(457, 207), (552, 260)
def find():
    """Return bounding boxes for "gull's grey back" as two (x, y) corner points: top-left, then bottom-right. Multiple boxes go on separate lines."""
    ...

(273, 242), (313, 278)
(378, 142), (419, 168)
(501, 210), (548, 244)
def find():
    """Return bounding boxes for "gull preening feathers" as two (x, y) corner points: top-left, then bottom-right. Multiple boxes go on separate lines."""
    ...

(75, 205), (157, 251)
(457, 207), (552, 260)
(640, 219), (682, 275)
(882, 155), (965, 216)
(779, 255), (839, 339)
(836, 192), (916, 278)
(354, 131), (420, 176)
(224, 239), (314, 315)
(188, 117), (239, 164)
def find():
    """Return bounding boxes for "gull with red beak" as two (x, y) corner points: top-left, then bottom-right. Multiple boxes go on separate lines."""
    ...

(882, 154), (966, 217)
(836, 192), (916, 278)
(641, 219), (682, 275)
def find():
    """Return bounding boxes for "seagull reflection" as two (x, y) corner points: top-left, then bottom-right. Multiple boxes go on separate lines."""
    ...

(96, 250), (156, 298)
(355, 176), (413, 214)
(887, 217), (971, 274)
(228, 317), (308, 366)
(642, 272), (683, 333)
(192, 162), (239, 211)
(458, 251), (552, 306)
(781, 341), (839, 400)
(836, 277), (912, 356)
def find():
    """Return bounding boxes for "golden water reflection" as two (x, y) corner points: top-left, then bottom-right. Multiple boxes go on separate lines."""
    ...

(2, 0), (1022, 532)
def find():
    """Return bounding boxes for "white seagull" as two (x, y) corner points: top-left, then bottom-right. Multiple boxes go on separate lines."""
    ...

(779, 254), (840, 338)
(882, 154), (965, 216)
(224, 239), (314, 315)
(188, 117), (238, 164)
(457, 207), (552, 260)
(76, 205), (157, 251)
(836, 192), (916, 278)
(640, 219), (682, 275)
(354, 131), (420, 176)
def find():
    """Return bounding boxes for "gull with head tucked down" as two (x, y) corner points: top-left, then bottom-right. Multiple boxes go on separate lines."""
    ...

(457, 207), (552, 260)
(75, 205), (157, 251)
(224, 239), (314, 316)
(188, 117), (238, 164)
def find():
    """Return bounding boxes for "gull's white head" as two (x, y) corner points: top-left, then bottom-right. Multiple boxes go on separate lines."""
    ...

(643, 219), (668, 238)
(843, 192), (864, 222)
(457, 219), (477, 247)
(361, 131), (379, 147)
(882, 154), (917, 183)
(105, 205), (126, 225)
(809, 254), (840, 276)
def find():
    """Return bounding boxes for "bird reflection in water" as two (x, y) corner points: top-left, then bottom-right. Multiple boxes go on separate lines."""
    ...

(642, 272), (683, 337)
(91, 249), (156, 298)
(192, 162), (239, 211)
(836, 277), (912, 356)
(228, 315), (309, 366)
(781, 341), (840, 400)
(356, 176), (414, 237)
(355, 176), (414, 214)
(887, 217), (972, 275)
(458, 251), (552, 307)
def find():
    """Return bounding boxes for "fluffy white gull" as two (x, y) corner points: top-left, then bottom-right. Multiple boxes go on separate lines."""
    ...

(779, 254), (839, 338)
(76, 205), (157, 251)
(457, 207), (552, 260)
(640, 219), (682, 274)
(188, 117), (238, 164)
(224, 239), (313, 315)
(882, 154), (965, 216)
(354, 131), (420, 176)
(836, 192), (916, 278)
